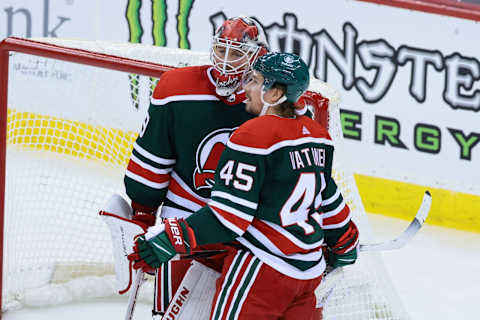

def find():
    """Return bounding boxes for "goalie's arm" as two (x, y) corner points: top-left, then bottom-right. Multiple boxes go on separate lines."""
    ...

(124, 74), (178, 213)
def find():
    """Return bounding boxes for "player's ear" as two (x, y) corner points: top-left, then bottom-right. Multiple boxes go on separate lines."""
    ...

(269, 86), (285, 104)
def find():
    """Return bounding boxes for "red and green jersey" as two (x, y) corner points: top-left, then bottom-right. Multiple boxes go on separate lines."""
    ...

(191, 115), (351, 279)
(124, 65), (255, 217)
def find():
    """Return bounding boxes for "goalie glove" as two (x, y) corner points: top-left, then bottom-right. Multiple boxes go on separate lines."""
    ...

(99, 194), (153, 293)
(128, 218), (197, 270)
(326, 221), (359, 268)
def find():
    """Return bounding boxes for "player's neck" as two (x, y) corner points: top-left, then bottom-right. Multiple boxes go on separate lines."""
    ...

(266, 105), (296, 119)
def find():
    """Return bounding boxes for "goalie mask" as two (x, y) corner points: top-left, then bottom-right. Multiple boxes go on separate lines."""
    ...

(210, 16), (269, 97)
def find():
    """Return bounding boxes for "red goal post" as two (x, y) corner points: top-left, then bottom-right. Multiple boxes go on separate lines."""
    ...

(0, 38), (173, 315)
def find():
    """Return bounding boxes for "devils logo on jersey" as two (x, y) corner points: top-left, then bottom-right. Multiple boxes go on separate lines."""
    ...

(193, 128), (237, 190)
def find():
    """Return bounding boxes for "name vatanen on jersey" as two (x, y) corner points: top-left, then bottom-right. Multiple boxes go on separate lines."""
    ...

(289, 147), (326, 170)
(200, 115), (351, 280)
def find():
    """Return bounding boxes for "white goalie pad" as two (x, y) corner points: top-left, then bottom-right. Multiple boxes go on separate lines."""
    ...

(99, 194), (144, 294)
(160, 261), (220, 320)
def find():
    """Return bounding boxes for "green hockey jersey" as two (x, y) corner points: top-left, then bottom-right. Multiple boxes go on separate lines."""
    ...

(189, 114), (352, 280)
(124, 65), (255, 217)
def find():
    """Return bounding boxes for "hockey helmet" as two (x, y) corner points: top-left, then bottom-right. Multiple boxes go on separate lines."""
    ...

(253, 52), (310, 103)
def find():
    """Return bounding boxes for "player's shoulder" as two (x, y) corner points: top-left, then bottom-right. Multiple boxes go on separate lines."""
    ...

(229, 115), (332, 152)
(151, 65), (217, 101)
(297, 115), (331, 140)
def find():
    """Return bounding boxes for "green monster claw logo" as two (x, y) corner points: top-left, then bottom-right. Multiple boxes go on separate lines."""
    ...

(125, 0), (195, 108)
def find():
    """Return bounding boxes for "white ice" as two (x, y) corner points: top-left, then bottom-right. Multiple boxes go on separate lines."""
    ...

(369, 213), (480, 320)
(4, 213), (479, 320)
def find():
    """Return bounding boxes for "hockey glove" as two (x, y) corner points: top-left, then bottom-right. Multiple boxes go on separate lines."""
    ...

(326, 221), (359, 268)
(128, 218), (197, 270)
(129, 233), (174, 269)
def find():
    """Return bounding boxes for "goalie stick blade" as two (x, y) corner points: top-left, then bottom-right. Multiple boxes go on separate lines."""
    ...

(359, 191), (432, 252)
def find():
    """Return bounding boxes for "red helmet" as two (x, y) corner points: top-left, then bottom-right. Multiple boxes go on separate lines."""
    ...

(211, 16), (269, 97)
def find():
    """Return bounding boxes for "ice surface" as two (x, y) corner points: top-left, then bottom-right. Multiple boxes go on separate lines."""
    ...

(4, 213), (479, 320)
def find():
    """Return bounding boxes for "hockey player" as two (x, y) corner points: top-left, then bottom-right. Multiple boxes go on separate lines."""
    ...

(123, 16), (269, 315)
(128, 52), (360, 319)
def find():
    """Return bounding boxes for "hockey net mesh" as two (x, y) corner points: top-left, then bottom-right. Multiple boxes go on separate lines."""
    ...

(1, 38), (408, 319)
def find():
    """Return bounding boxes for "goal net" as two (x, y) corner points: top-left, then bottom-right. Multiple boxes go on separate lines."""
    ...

(0, 37), (408, 319)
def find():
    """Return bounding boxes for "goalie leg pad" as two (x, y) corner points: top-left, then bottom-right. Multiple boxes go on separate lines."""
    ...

(153, 259), (192, 314)
(152, 244), (229, 314)
(162, 261), (220, 320)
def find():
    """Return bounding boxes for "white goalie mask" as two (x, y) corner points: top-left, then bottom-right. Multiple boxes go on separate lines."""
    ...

(210, 16), (269, 97)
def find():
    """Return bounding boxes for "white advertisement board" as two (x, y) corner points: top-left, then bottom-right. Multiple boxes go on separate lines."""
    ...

(2, 0), (479, 227)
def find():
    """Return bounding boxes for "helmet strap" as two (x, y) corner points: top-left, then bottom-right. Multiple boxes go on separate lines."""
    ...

(259, 86), (287, 116)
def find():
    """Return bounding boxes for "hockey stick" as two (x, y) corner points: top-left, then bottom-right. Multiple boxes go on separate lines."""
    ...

(125, 269), (144, 320)
(124, 249), (226, 320)
(178, 249), (226, 260)
(316, 191), (432, 307)
(359, 190), (432, 252)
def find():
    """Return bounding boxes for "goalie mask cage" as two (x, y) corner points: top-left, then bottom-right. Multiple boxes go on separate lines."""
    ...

(0, 37), (408, 319)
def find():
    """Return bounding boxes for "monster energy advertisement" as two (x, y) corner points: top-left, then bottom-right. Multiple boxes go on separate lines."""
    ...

(1, 0), (479, 197)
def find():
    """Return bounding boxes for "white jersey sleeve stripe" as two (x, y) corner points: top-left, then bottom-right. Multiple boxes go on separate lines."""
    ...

(321, 211), (351, 229)
(170, 171), (209, 203)
(210, 206), (245, 236)
(165, 190), (203, 212)
(211, 191), (258, 210)
(246, 226), (323, 261)
(130, 154), (172, 175)
(322, 188), (341, 206)
(209, 200), (254, 222)
(133, 142), (176, 166)
(258, 218), (325, 250)
(125, 170), (169, 189)
(322, 199), (347, 218)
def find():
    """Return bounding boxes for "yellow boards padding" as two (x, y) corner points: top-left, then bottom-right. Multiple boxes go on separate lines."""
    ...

(355, 174), (480, 233)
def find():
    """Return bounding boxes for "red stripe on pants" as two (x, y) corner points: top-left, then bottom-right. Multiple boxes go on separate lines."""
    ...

(211, 249), (324, 320)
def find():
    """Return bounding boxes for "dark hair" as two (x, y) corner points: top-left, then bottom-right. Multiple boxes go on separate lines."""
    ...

(273, 83), (296, 118)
